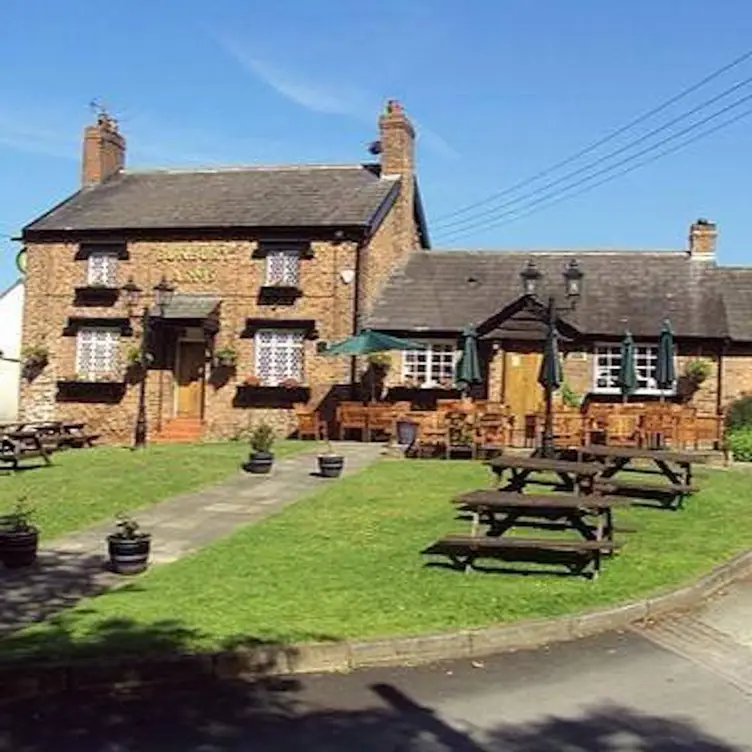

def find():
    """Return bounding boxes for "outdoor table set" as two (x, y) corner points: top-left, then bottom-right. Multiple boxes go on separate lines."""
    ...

(423, 444), (709, 579)
(0, 420), (100, 472)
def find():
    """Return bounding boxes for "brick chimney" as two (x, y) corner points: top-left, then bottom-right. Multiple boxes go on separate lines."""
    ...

(376, 99), (417, 248)
(82, 112), (125, 186)
(688, 218), (717, 261)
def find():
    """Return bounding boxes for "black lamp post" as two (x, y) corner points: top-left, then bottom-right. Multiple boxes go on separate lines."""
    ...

(520, 259), (584, 458)
(123, 275), (175, 449)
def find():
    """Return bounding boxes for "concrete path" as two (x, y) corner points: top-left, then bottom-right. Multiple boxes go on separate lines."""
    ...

(0, 442), (382, 637)
(2, 579), (751, 750)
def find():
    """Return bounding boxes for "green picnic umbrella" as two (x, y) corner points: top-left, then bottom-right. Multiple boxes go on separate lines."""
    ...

(322, 329), (427, 356)
(655, 319), (676, 394)
(455, 327), (482, 394)
(538, 326), (563, 390)
(617, 330), (638, 401)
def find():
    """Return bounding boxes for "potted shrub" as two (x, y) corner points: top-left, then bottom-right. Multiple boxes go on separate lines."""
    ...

(21, 344), (49, 380)
(246, 423), (275, 474)
(214, 347), (238, 369)
(0, 497), (39, 569)
(317, 441), (345, 478)
(107, 513), (151, 575)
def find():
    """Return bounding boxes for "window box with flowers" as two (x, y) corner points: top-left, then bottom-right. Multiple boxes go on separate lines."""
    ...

(234, 377), (310, 408)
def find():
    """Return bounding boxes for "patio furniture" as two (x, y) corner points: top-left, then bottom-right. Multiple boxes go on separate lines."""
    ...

(578, 444), (704, 509)
(475, 411), (514, 458)
(58, 422), (100, 448)
(294, 406), (327, 441)
(424, 490), (625, 578)
(336, 403), (369, 441)
(365, 404), (397, 441)
(445, 410), (476, 459)
(487, 454), (602, 495)
(0, 429), (53, 470)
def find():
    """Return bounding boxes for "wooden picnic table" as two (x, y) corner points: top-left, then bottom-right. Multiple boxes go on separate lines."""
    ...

(575, 444), (702, 508)
(0, 429), (53, 470)
(487, 454), (602, 495)
(425, 489), (626, 578)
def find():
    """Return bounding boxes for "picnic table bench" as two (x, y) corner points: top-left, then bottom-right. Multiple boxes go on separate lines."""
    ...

(577, 444), (703, 509)
(425, 489), (626, 578)
(487, 454), (602, 494)
(0, 429), (53, 470)
(58, 422), (100, 449)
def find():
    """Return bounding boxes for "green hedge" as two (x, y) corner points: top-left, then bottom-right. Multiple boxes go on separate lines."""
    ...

(726, 428), (752, 462)
(725, 395), (752, 432)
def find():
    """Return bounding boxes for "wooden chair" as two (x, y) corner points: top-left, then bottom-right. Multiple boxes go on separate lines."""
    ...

(475, 411), (513, 457)
(336, 403), (368, 441)
(640, 409), (676, 448)
(445, 410), (476, 459)
(294, 406), (327, 441)
(552, 411), (585, 448)
(604, 412), (641, 447)
(413, 412), (448, 457)
(365, 404), (396, 441)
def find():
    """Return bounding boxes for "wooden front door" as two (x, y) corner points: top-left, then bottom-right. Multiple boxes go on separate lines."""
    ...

(176, 342), (205, 418)
(504, 348), (543, 424)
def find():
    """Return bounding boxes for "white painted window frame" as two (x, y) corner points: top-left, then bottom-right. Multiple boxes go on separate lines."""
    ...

(254, 329), (305, 386)
(592, 342), (676, 396)
(401, 341), (459, 388)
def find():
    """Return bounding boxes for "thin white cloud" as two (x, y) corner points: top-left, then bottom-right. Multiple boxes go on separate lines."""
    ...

(216, 34), (459, 160)
(0, 114), (78, 159)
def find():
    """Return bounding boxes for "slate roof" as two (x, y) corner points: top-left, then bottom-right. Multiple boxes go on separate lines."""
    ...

(367, 250), (752, 341)
(24, 165), (399, 233)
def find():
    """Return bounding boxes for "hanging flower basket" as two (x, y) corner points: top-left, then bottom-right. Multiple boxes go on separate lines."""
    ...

(214, 347), (238, 369)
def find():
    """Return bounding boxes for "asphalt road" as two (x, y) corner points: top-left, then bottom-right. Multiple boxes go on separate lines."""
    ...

(2, 581), (751, 751)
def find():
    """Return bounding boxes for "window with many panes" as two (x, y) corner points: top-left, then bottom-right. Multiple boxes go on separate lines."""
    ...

(255, 330), (305, 385)
(75, 328), (120, 379)
(402, 344), (457, 387)
(87, 251), (119, 287)
(265, 248), (300, 287)
(593, 343), (675, 395)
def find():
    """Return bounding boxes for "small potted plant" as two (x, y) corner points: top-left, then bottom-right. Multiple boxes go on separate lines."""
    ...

(317, 441), (345, 478)
(0, 497), (39, 569)
(245, 423), (275, 474)
(21, 343), (49, 380)
(107, 513), (151, 575)
(214, 346), (238, 369)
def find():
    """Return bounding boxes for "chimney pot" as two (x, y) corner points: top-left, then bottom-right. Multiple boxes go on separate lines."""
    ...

(688, 218), (717, 261)
(82, 110), (126, 186)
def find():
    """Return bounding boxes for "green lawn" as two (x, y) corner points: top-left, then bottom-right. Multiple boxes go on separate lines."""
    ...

(0, 440), (313, 540)
(3, 459), (749, 662)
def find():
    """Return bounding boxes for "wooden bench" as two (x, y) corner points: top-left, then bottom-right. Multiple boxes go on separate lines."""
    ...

(453, 490), (632, 509)
(593, 478), (696, 509)
(423, 534), (619, 577)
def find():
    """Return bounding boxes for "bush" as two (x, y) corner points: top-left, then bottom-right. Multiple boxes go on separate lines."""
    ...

(726, 428), (752, 462)
(684, 358), (713, 384)
(725, 395), (752, 431)
(249, 423), (275, 454)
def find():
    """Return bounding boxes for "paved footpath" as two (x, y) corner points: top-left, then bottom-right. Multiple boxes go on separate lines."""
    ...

(0, 442), (382, 637)
(1, 578), (751, 750)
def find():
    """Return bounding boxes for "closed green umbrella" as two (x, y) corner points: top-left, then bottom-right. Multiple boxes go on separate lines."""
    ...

(655, 319), (676, 397)
(322, 329), (426, 356)
(455, 327), (482, 394)
(538, 327), (563, 391)
(617, 331), (638, 402)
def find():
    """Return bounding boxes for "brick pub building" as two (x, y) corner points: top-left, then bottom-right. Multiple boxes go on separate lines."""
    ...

(17, 102), (752, 443)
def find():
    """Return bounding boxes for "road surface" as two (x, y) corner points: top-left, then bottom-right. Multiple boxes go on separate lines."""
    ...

(1, 578), (751, 750)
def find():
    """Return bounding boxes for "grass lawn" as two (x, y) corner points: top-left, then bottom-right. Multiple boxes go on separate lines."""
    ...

(0, 440), (313, 540)
(2, 458), (749, 661)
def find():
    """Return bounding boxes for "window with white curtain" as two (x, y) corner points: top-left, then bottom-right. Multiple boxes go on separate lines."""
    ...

(265, 249), (300, 286)
(86, 251), (119, 287)
(402, 343), (457, 387)
(593, 343), (675, 395)
(75, 328), (120, 379)
(255, 329), (305, 385)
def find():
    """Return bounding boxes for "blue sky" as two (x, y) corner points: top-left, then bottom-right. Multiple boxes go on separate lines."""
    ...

(2, 0), (752, 290)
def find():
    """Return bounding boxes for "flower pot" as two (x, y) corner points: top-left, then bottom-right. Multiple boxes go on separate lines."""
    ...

(108, 533), (151, 575)
(318, 454), (345, 478)
(246, 451), (274, 474)
(396, 419), (419, 447)
(0, 528), (39, 569)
